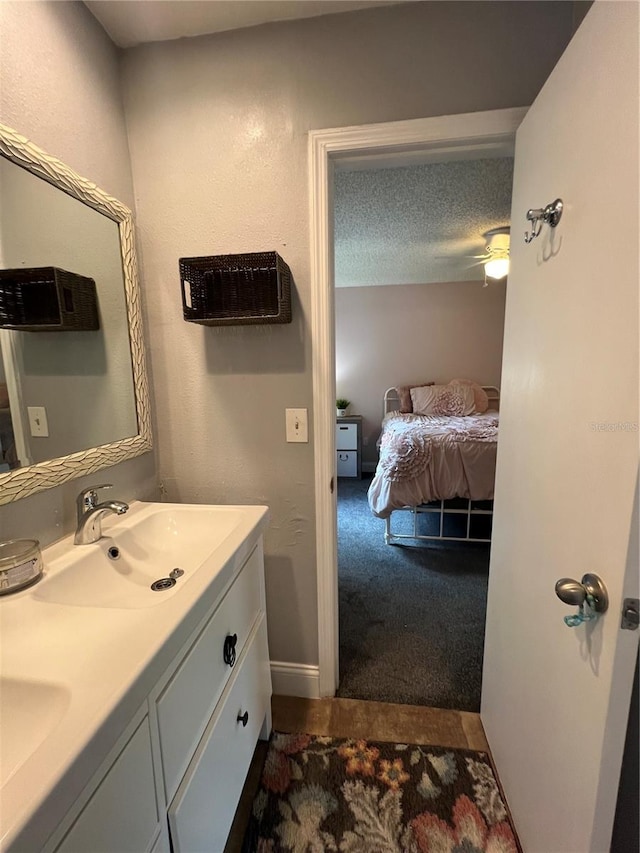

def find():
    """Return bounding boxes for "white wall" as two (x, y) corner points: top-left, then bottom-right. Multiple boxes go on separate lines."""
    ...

(336, 280), (506, 468)
(0, 1), (157, 544)
(120, 1), (574, 667)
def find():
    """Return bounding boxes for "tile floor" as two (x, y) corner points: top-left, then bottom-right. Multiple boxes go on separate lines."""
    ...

(225, 695), (490, 851)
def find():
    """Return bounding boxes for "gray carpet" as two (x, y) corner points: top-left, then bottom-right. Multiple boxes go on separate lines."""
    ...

(337, 475), (489, 712)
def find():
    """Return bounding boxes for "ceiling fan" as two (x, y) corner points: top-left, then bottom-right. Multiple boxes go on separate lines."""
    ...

(435, 226), (510, 286)
(482, 227), (510, 285)
(464, 227), (511, 286)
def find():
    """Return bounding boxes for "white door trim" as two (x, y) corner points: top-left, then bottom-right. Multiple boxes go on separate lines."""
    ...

(309, 107), (528, 697)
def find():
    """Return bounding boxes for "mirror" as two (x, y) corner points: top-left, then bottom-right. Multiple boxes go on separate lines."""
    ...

(0, 124), (151, 505)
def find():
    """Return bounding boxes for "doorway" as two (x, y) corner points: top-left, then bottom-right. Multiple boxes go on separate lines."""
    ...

(332, 152), (512, 710)
(309, 107), (527, 698)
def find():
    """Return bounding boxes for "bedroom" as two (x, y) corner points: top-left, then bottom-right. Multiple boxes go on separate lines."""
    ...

(333, 153), (512, 711)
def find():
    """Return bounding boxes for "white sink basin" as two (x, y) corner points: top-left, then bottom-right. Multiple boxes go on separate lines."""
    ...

(0, 677), (71, 787)
(34, 504), (246, 609)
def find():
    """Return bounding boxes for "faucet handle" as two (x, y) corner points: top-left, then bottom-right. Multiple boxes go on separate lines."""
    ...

(77, 484), (113, 511)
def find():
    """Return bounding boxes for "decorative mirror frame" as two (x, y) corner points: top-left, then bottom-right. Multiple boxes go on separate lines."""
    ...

(0, 123), (152, 505)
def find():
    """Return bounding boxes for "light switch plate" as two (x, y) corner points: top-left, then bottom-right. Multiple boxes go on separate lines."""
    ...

(285, 408), (308, 443)
(27, 406), (49, 437)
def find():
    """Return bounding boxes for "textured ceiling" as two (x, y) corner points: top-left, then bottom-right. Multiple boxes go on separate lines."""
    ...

(84, 1), (402, 48)
(334, 158), (514, 287)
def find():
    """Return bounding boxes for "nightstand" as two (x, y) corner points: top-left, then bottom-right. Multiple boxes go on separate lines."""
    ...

(336, 415), (362, 478)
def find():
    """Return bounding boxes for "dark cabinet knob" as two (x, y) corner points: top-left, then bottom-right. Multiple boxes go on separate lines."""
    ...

(223, 633), (237, 667)
(237, 710), (249, 727)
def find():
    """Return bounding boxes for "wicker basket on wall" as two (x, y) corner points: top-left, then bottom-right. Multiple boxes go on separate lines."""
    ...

(179, 251), (292, 326)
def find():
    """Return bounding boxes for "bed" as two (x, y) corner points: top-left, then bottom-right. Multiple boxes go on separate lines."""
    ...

(367, 382), (499, 544)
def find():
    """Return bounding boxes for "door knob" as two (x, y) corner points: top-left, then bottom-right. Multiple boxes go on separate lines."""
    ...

(555, 573), (608, 612)
(554, 579), (586, 607)
(555, 573), (608, 627)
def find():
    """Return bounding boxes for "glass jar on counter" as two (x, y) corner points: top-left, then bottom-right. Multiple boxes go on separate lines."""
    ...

(0, 539), (43, 595)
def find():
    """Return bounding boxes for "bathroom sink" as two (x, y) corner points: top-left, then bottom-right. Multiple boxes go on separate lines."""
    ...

(34, 504), (246, 609)
(0, 677), (71, 787)
(0, 501), (269, 853)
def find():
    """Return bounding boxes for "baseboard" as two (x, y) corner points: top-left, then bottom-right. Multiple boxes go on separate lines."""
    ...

(270, 661), (320, 698)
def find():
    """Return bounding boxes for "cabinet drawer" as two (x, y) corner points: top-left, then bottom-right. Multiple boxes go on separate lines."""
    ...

(156, 545), (263, 801)
(336, 422), (357, 449)
(55, 717), (158, 853)
(168, 618), (270, 853)
(337, 450), (358, 477)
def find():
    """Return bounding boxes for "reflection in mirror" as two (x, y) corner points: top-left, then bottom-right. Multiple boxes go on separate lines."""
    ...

(0, 124), (151, 505)
(0, 157), (138, 472)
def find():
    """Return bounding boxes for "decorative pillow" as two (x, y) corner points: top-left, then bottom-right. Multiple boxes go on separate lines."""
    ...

(449, 379), (489, 413)
(396, 382), (434, 413)
(410, 383), (475, 417)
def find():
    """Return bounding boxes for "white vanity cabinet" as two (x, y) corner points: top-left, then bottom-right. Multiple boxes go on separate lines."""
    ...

(168, 618), (270, 852)
(155, 544), (265, 803)
(53, 714), (160, 853)
(155, 544), (271, 850)
(45, 538), (271, 853)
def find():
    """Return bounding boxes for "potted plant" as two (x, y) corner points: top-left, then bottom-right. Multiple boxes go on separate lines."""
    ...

(336, 398), (350, 417)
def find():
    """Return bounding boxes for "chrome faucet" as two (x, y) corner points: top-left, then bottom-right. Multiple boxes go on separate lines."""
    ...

(74, 484), (129, 545)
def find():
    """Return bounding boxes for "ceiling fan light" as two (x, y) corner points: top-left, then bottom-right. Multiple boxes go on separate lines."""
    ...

(484, 257), (510, 280)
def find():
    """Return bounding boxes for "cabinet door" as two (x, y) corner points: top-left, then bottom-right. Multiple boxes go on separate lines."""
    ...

(168, 618), (270, 853)
(55, 717), (158, 853)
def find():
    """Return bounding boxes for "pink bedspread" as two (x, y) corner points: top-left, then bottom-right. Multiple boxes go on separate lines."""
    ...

(367, 411), (499, 518)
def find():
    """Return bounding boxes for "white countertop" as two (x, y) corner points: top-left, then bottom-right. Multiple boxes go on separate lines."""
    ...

(0, 501), (269, 853)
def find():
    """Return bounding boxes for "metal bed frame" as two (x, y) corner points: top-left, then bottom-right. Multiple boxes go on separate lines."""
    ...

(381, 385), (500, 545)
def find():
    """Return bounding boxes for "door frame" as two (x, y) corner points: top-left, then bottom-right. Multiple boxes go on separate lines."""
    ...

(309, 106), (528, 696)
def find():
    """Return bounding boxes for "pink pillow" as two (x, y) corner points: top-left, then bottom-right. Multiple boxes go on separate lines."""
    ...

(449, 379), (489, 413)
(411, 383), (475, 416)
(396, 382), (434, 413)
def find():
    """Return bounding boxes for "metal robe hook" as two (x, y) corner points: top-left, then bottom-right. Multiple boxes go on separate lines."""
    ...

(524, 198), (563, 243)
(524, 214), (544, 243)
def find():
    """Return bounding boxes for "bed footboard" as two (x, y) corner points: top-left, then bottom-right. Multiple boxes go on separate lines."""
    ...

(384, 498), (493, 545)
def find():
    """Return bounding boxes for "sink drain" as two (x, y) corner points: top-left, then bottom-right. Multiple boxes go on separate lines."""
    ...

(151, 577), (176, 592)
(150, 567), (185, 592)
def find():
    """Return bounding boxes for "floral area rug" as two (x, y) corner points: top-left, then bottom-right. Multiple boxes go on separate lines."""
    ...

(242, 732), (520, 853)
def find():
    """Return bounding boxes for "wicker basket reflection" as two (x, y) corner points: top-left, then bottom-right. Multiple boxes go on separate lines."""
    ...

(0, 267), (99, 331)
